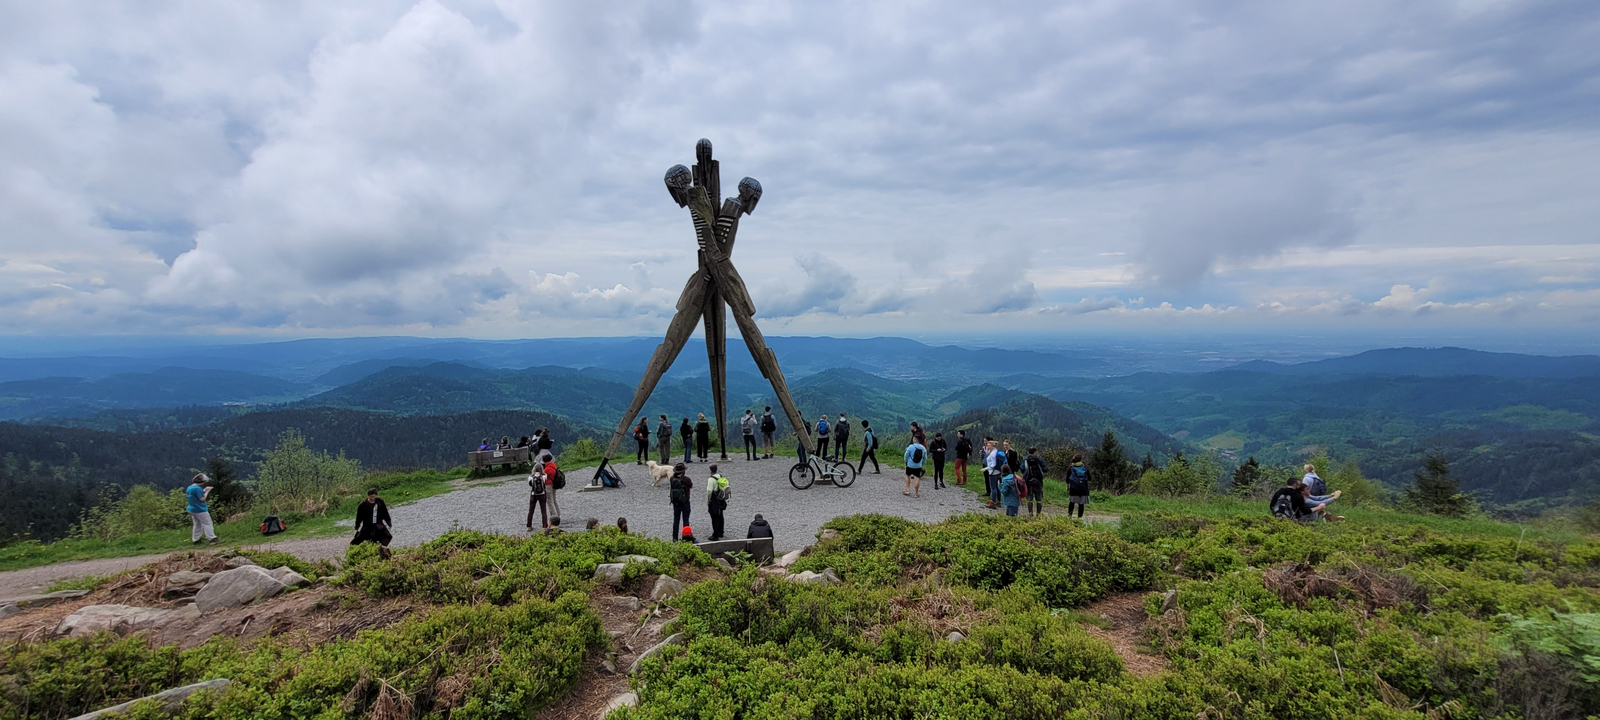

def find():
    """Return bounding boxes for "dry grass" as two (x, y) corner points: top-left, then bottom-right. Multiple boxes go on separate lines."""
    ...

(1077, 591), (1169, 677)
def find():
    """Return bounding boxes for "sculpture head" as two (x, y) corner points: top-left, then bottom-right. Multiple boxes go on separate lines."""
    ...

(737, 177), (762, 215)
(696, 138), (713, 165)
(663, 164), (691, 207)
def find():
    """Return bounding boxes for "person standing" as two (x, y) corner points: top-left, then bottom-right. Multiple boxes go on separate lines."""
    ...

(1066, 453), (1091, 519)
(984, 440), (1003, 509)
(705, 464), (730, 541)
(669, 462), (693, 541)
(741, 410), (758, 461)
(904, 437), (926, 498)
(540, 452), (562, 521)
(999, 464), (1021, 517)
(527, 465), (550, 531)
(929, 433), (948, 489)
(911, 422), (926, 448)
(833, 412), (850, 461)
(1024, 447), (1049, 516)
(694, 413), (712, 462)
(760, 406), (777, 458)
(633, 420), (650, 465)
(353, 488), (394, 558)
(185, 473), (218, 545)
(1003, 441), (1021, 483)
(679, 418), (693, 464)
(858, 419), (880, 474)
(953, 430), (972, 485)
(656, 414), (673, 465)
(814, 415), (831, 460)
(537, 428), (553, 456)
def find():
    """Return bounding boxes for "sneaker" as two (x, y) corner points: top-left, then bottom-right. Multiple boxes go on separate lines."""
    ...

(208, 538), (220, 545)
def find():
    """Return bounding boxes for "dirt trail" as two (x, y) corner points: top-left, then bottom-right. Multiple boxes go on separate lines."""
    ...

(1078, 591), (1168, 677)
(0, 537), (350, 600)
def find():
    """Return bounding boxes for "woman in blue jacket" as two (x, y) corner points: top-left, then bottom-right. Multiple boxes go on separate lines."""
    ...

(998, 464), (1021, 517)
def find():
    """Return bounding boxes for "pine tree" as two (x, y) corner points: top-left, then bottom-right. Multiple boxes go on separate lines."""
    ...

(1231, 456), (1262, 497)
(1401, 452), (1474, 517)
(203, 455), (252, 519)
(1089, 430), (1126, 493)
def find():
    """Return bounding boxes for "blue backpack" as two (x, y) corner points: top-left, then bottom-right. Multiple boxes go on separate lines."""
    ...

(1069, 464), (1089, 494)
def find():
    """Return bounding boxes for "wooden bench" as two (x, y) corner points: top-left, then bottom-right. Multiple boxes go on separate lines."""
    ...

(694, 537), (775, 564)
(467, 447), (531, 469)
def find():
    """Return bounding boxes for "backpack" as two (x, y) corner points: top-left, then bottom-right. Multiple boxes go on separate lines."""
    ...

(1026, 456), (1044, 481)
(634, 426), (646, 442)
(552, 468), (566, 490)
(259, 515), (286, 535)
(670, 476), (688, 505)
(869, 432), (879, 451)
(1068, 464), (1089, 493)
(911, 446), (924, 464)
(1016, 478), (1028, 498)
(1270, 490), (1297, 519)
(761, 414), (776, 432)
(599, 466), (623, 488)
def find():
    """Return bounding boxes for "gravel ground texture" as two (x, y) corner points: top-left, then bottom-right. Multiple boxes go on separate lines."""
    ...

(355, 454), (989, 553)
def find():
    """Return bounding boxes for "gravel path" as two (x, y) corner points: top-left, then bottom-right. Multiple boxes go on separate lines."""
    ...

(363, 455), (989, 553)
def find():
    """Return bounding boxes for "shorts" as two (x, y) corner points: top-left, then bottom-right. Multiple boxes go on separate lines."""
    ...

(1069, 494), (1089, 505)
(907, 467), (925, 478)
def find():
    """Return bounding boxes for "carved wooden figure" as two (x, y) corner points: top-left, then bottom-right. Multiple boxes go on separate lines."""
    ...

(604, 140), (810, 462)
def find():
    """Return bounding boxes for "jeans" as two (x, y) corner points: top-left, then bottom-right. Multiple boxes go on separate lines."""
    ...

(986, 472), (1000, 502)
(682, 436), (692, 464)
(858, 449), (879, 473)
(189, 511), (215, 542)
(744, 434), (757, 460)
(636, 440), (648, 463)
(696, 436), (710, 460)
(527, 493), (549, 529)
(1004, 504), (1019, 517)
(815, 436), (829, 459)
(672, 503), (691, 540)
(833, 437), (847, 461)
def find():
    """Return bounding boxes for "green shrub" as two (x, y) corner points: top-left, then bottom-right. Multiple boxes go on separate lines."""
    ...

(255, 429), (362, 516)
(72, 485), (189, 542)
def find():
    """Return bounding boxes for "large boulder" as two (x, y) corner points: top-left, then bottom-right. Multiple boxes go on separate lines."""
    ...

(774, 547), (806, 568)
(194, 566), (286, 614)
(162, 571), (213, 599)
(224, 556), (257, 569)
(648, 575), (685, 603)
(791, 569), (841, 585)
(56, 604), (200, 638)
(592, 563), (626, 585)
(266, 567), (310, 588)
(67, 678), (230, 720)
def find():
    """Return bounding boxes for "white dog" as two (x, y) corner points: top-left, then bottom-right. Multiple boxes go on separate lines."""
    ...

(646, 461), (674, 486)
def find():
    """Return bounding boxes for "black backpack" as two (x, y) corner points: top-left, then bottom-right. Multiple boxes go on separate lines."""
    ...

(911, 446), (924, 464)
(552, 468), (566, 490)
(259, 515), (286, 536)
(869, 432), (879, 450)
(1026, 457), (1045, 481)
(670, 476), (688, 505)
(761, 414), (776, 432)
(1270, 490), (1297, 519)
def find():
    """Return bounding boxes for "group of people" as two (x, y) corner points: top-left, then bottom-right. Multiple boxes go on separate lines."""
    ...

(478, 429), (554, 455)
(634, 408), (786, 466)
(1270, 464), (1346, 522)
(661, 461), (773, 543)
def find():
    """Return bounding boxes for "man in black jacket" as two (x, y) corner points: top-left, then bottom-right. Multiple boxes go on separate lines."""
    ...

(747, 513), (773, 539)
(833, 411), (850, 461)
(352, 488), (393, 559)
(680, 418), (693, 464)
(633, 420), (650, 464)
(1270, 479), (1328, 522)
(656, 414), (673, 464)
(760, 407), (777, 458)
(953, 431), (973, 486)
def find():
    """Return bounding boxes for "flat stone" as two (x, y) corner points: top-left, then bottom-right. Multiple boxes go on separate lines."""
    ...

(267, 567), (310, 588)
(0, 588), (90, 609)
(602, 596), (642, 611)
(615, 554), (658, 565)
(194, 566), (286, 614)
(67, 678), (230, 720)
(696, 537), (775, 564)
(593, 563), (626, 585)
(774, 547), (806, 568)
(948, 631), (965, 643)
(792, 569), (840, 585)
(162, 571), (213, 599)
(56, 604), (201, 638)
(600, 691), (638, 717)
(715, 558), (733, 572)
(648, 575), (686, 603)
(0, 604), (19, 620)
(601, 659), (618, 674)
(224, 556), (257, 569)
(627, 633), (685, 674)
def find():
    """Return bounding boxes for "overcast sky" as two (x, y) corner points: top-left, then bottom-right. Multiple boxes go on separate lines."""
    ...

(2, 0), (1597, 341)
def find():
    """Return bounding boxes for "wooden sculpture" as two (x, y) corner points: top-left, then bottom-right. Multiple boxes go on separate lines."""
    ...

(603, 139), (812, 461)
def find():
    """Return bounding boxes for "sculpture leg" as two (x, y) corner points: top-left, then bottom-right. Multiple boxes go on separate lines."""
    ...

(703, 287), (730, 460)
(603, 272), (709, 460)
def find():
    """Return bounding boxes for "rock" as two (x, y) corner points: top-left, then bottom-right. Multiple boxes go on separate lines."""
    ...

(758, 565), (789, 577)
(600, 691), (638, 717)
(0, 605), (18, 621)
(601, 659), (618, 674)
(792, 569), (840, 585)
(266, 567), (310, 588)
(822, 568), (841, 585)
(66, 678), (230, 720)
(1160, 589), (1179, 614)
(592, 563), (626, 585)
(627, 633), (685, 674)
(194, 566), (286, 614)
(0, 588), (90, 612)
(162, 571), (214, 599)
(818, 529), (841, 542)
(615, 554), (658, 565)
(715, 558), (733, 572)
(774, 548), (806, 568)
(602, 596), (642, 611)
(608, 630), (625, 640)
(649, 575), (686, 603)
(224, 556), (257, 569)
(56, 604), (201, 638)
(948, 631), (965, 643)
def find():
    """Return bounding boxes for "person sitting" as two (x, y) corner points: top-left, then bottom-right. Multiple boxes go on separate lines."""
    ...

(617, 517), (630, 534)
(585, 517), (600, 532)
(1270, 479), (1328, 523)
(747, 513), (773, 539)
(544, 516), (564, 535)
(478, 438), (492, 451)
(680, 525), (697, 543)
(499, 436), (511, 449)
(515, 435), (530, 449)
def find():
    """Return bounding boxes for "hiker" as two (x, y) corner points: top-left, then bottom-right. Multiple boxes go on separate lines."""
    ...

(833, 411), (850, 461)
(858, 419), (880, 474)
(527, 464), (550, 530)
(1270, 479), (1327, 523)
(998, 464), (1021, 516)
(911, 422), (926, 447)
(185, 472), (218, 545)
(694, 413), (712, 462)
(953, 430), (972, 485)
(680, 525), (697, 543)
(541, 453), (562, 519)
(983, 439), (1002, 508)
(930, 433), (948, 489)
(537, 429), (553, 455)
(1024, 447), (1050, 516)
(1003, 441), (1021, 481)
(904, 437), (927, 498)
(633, 420), (650, 464)
(657, 414), (673, 464)
(669, 462), (693, 541)
(352, 488), (393, 557)
(705, 464), (731, 541)
(617, 517), (630, 534)
(544, 516), (564, 535)
(1065, 453), (1090, 518)
(679, 418), (693, 464)
(1300, 464), (1342, 520)
(741, 409), (759, 460)
(760, 406), (777, 458)
(747, 513), (773, 539)
(814, 415), (831, 460)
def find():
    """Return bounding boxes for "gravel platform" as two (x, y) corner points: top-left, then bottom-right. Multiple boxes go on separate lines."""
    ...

(372, 455), (989, 553)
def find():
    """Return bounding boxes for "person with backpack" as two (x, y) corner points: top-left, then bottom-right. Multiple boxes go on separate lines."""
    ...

(668, 462), (693, 541)
(833, 411), (850, 461)
(352, 488), (393, 558)
(694, 413), (712, 462)
(814, 415), (831, 460)
(1061, 453), (1088, 518)
(633, 420), (650, 464)
(911, 422), (926, 448)
(760, 407), (777, 458)
(904, 437), (927, 498)
(1025, 447), (1050, 516)
(953, 430), (972, 486)
(656, 414), (673, 464)
(741, 410), (758, 461)
(705, 464), (730, 541)
(747, 513), (773, 539)
(185, 473), (218, 545)
(527, 464), (550, 531)
(998, 464), (1021, 516)
(542, 453), (563, 521)
(679, 418), (693, 464)
(1270, 479), (1329, 522)
(1003, 441), (1021, 482)
(930, 433), (948, 489)
(858, 419), (880, 474)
